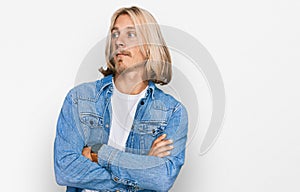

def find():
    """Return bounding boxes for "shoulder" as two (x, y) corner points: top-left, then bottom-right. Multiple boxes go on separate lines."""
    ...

(65, 75), (112, 103)
(152, 86), (187, 114)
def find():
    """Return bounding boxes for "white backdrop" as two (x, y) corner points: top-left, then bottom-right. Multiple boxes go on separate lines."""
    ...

(1, 0), (299, 191)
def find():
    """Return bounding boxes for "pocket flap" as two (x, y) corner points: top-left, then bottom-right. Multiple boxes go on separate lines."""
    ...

(79, 113), (103, 128)
(134, 121), (167, 136)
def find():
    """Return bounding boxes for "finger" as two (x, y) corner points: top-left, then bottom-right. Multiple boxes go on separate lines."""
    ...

(82, 147), (91, 156)
(153, 145), (174, 155)
(151, 140), (173, 155)
(156, 151), (171, 158)
(153, 139), (173, 149)
(148, 144), (173, 157)
(82, 146), (91, 151)
(152, 134), (167, 146)
(151, 142), (173, 156)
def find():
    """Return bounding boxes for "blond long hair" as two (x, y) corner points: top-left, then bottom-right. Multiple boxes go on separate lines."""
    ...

(99, 6), (172, 85)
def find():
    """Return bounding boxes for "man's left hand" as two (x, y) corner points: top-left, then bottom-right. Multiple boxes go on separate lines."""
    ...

(82, 146), (98, 162)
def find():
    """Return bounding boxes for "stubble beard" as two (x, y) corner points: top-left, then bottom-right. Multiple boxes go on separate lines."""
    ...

(115, 58), (147, 76)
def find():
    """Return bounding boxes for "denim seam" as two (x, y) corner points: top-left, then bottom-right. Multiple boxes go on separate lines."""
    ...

(107, 149), (118, 170)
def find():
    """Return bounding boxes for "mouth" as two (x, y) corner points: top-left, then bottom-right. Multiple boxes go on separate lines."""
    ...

(116, 53), (128, 57)
(115, 50), (131, 57)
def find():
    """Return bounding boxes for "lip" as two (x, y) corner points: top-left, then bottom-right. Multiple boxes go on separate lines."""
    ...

(115, 50), (131, 57)
(116, 53), (129, 57)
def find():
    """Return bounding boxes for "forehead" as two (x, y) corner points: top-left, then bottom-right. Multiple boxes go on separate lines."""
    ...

(113, 14), (135, 30)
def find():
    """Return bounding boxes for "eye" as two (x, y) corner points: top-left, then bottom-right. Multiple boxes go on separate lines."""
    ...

(127, 31), (136, 38)
(111, 31), (119, 39)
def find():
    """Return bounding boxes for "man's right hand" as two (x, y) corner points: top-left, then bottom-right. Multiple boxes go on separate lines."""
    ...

(148, 134), (174, 157)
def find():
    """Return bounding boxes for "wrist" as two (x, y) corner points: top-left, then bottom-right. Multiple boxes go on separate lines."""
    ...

(91, 152), (98, 162)
(90, 143), (103, 163)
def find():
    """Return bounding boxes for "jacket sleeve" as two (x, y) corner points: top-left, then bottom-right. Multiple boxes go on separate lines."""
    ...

(54, 92), (128, 191)
(97, 103), (189, 192)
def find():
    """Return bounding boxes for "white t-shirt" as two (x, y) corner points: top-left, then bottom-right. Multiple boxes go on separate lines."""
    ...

(84, 82), (147, 192)
(108, 81), (147, 151)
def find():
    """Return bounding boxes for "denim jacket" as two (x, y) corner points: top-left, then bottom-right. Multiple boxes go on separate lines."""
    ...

(54, 75), (188, 192)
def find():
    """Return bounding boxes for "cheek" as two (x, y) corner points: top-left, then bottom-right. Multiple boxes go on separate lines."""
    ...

(111, 43), (117, 52)
(131, 48), (146, 61)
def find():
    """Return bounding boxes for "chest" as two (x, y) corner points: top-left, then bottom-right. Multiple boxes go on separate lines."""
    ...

(77, 98), (172, 155)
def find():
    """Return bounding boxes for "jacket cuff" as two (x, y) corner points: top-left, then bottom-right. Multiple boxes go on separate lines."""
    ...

(97, 144), (120, 170)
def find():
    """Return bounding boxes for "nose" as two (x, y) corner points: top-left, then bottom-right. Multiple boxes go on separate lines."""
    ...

(116, 41), (124, 49)
(115, 35), (125, 49)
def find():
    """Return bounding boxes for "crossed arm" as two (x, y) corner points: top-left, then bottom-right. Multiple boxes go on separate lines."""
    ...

(82, 134), (173, 162)
(54, 95), (188, 191)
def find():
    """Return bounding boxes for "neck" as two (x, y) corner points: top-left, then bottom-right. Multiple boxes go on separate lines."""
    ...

(114, 72), (148, 95)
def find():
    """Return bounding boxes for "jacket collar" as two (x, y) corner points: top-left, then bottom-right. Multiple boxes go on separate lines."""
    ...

(98, 74), (155, 99)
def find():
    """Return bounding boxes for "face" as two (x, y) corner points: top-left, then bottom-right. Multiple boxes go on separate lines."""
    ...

(111, 14), (146, 75)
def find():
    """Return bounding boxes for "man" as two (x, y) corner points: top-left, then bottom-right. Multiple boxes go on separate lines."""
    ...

(54, 6), (188, 192)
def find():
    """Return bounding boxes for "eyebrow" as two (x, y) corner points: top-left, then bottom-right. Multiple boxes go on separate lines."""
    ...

(111, 26), (136, 32)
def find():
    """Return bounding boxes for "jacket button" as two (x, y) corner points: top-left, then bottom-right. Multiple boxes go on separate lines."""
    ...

(105, 124), (109, 128)
(113, 177), (119, 182)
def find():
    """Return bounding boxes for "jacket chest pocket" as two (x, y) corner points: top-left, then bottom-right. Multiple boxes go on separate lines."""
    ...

(133, 121), (167, 155)
(79, 113), (106, 146)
